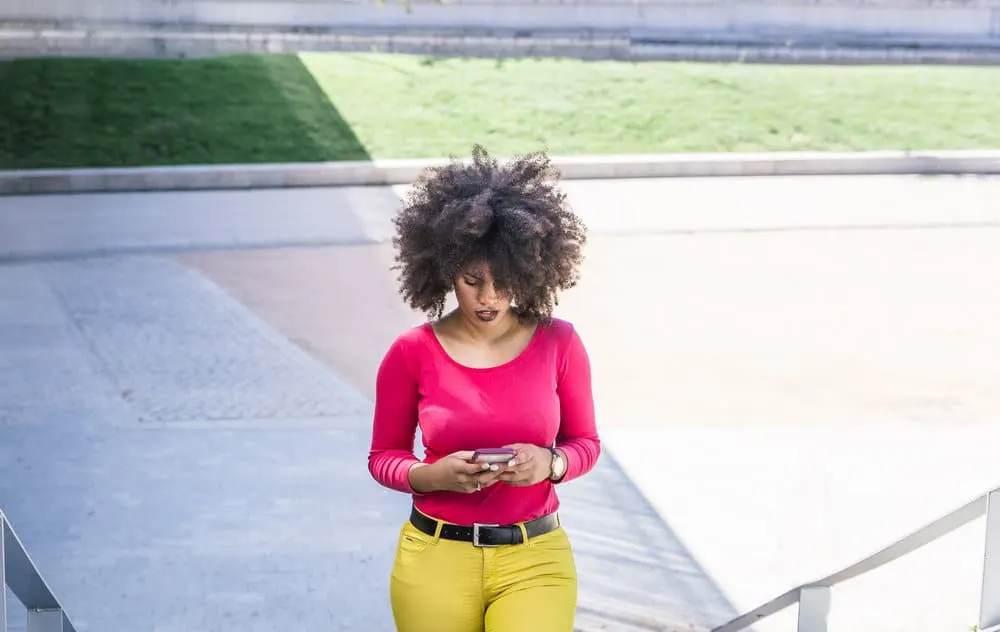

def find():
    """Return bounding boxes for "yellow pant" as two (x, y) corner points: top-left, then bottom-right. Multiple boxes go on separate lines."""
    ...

(389, 514), (578, 632)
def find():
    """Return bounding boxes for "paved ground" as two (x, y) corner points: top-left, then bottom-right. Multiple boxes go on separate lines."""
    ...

(1, 174), (999, 632)
(611, 424), (1000, 632)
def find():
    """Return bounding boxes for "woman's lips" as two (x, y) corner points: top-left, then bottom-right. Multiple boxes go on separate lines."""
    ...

(475, 310), (498, 322)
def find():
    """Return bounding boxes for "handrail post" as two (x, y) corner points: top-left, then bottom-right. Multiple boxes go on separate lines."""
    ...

(1, 513), (7, 632)
(980, 489), (1000, 632)
(27, 609), (64, 632)
(797, 586), (831, 632)
(1, 511), (72, 632)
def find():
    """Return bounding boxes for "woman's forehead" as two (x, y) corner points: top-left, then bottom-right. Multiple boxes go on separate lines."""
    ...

(460, 261), (492, 278)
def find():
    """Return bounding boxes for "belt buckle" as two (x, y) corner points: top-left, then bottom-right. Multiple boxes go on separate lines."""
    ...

(472, 523), (500, 547)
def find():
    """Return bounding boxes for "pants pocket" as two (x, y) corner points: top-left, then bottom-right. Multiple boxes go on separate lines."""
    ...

(394, 520), (437, 560)
(529, 526), (572, 552)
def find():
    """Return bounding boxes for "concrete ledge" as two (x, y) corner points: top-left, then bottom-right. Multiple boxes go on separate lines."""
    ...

(2, 150), (1000, 195)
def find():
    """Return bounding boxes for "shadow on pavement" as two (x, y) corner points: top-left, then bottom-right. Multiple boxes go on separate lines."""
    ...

(561, 450), (740, 631)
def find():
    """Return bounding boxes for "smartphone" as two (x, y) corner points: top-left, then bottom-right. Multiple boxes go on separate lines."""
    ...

(472, 448), (515, 464)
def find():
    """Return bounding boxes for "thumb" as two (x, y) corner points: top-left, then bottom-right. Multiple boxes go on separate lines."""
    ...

(449, 451), (489, 473)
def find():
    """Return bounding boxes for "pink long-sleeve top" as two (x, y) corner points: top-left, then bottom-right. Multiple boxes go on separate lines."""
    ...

(368, 317), (601, 526)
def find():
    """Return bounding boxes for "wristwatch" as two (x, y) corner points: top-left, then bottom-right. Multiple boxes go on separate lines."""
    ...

(548, 447), (567, 482)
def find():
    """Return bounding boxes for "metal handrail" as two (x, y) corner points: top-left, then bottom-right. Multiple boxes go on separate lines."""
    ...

(712, 485), (1000, 632)
(0, 510), (77, 632)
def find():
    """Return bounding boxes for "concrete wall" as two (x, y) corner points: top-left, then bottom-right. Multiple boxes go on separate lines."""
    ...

(3, 0), (1000, 43)
(3, 0), (1000, 62)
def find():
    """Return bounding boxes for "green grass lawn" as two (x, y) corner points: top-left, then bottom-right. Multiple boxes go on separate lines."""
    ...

(1, 52), (999, 169)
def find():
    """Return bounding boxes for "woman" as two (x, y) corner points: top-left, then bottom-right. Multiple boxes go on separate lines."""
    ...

(368, 145), (601, 632)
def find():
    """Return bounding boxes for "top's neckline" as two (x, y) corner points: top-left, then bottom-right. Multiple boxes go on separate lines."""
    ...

(424, 321), (542, 372)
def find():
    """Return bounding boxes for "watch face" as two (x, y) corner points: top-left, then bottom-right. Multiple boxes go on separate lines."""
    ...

(552, 454), (566, 478)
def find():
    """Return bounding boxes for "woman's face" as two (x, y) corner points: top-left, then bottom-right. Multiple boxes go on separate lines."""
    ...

(453, 264), (512, 326)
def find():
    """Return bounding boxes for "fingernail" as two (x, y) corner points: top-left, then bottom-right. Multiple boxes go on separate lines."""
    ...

(490, 464), (499, 471)
(508, 459), (516, 467)
(481, 463), (490, 470)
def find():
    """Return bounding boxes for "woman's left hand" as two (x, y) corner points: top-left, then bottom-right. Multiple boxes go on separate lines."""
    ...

(497, 443), (552, 487)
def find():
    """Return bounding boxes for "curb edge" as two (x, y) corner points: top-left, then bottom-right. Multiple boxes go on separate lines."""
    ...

(3, 150), (1000, 196)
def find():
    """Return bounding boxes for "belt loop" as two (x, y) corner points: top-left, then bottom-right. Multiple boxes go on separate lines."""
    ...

(414, 505), (444, 543)
(517, 522), (530, 547)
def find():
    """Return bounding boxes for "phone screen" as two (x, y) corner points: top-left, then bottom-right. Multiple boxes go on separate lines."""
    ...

(473, 448), (515, 464)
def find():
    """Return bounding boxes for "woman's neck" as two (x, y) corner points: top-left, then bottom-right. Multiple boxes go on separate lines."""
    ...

(444, 309), (521, 345)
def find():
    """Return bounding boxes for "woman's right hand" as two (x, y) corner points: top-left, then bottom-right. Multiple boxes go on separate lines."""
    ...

(409, 451), (503, 494)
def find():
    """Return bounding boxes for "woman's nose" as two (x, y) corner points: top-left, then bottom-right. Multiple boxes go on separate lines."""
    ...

(478, 285), (497, 303)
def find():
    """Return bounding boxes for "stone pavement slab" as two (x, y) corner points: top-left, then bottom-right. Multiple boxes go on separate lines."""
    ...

(39, 256), (368, 423)
(604, 424), (1000, 632)
(2, 418), (401, 632)
(556, 227), (1000, 431)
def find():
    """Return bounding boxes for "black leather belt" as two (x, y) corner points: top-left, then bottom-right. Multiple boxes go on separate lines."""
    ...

(409, 506), (560, 547)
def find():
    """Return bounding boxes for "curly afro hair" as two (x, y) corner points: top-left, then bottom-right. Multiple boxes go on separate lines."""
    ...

(392, 145), (587, 324)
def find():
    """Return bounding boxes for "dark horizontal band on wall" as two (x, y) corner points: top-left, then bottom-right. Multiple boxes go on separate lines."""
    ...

(3, 23), (1000, 64)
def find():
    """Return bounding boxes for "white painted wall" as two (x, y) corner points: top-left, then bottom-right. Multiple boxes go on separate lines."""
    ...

(2, 0), (999, 42)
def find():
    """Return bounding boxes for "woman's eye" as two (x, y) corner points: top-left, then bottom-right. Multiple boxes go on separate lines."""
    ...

(463, 278), (478, 286)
